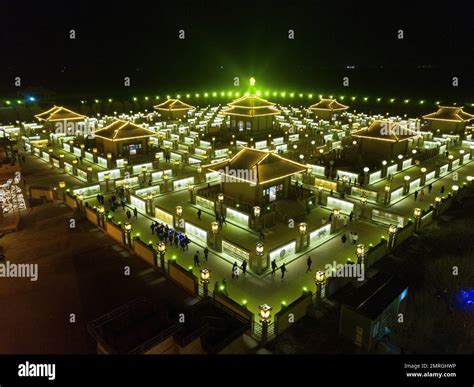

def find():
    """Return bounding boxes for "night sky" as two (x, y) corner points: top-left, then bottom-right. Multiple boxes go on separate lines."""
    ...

(1, 0), (473, 99)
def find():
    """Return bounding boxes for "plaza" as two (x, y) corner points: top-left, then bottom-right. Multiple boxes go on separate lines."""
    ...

(1, 79), (473, 344)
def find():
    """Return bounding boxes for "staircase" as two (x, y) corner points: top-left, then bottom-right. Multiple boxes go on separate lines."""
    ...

(275, 200), (306, 222)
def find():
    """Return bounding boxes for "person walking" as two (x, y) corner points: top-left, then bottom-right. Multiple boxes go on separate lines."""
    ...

(440, 185), (445, 194)
(414, 190), (418, 201)
(193, 252), (200, 267)
(271, 259), (277, 275)
(259, 230), (265, 241)
(428, 183), (433, 194)
(241, 260), (247, 276)
(341, 234), (347, 243)
(306, 256), (312, 272)
(126, 209), (131, 221)
(197, 209), (202, 220)
(232, 262), (239, 279)
(150, 222), (156, 235)
(349, 211), (354, 222)
(419, 189), (425, 201)
(133, 207), (138, 219)
(280, 263), (287, 279)
(352, 232), (359, 245)
(204, 246), (209, 261)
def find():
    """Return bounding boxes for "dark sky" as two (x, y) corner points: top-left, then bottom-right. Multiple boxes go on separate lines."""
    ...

(1, 0), (473, 99)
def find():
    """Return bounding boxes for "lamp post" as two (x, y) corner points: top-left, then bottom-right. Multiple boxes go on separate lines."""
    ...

(381, 160), (388, 177)
(196, 165), (203, 183)
(187, 184), (195, 203)
(451, 185), (459, 195)
(124, 221), (132, 246)
(331, 207), (340, 233)
(420, 167), (427, 185)
(162, 173), (169, 192)
(259, 304), (272, 344)
(360, 194), (368, 218)
(388, 224), (397, 249)
(413, 207), (422, 231)
(253, 206), (261, 231)
(157, 241), (166, 269)
(146, 192), (153, 215)
(363, 167), (370, 187)
(104, 172), (110, 192)
(76, 193), (84, 211)
(141, 165), (147, 184)
(217, 192), (224, 216)
(317, 184), (324, 205)
(341, 175), (349, 198)
(384, 183), (391, 204)
(397, 154), (404, 170)
(403, 175), (410, 195)
(433, 196), (442, 217)
(315, 270), (326, 307)
(200, 268), (210, 297)
(256, 241), (264, 257)
(211, 221), (219, 250)
(356, 243), (366, 265)
(299, 222), (307, 251)
(58, 181), (66, 201)
(175, 205), (183, 230)
(106, 152), (112, 168)
(97, 205), (105, 228)
(447, 154), (454, 171)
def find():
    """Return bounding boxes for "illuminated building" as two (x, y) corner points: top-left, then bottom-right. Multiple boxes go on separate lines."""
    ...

(222, 95), (280, 132)
(351, 120), (421, 163)
(206, 147), (307, 207)
(93, 119), (157, 157)
(153, 98), (195, 120)
(308, 98), (349, 121)
(422, 106), (474, 134)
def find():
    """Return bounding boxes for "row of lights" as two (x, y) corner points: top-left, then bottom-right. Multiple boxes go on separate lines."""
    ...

(71, 94), (474, 107)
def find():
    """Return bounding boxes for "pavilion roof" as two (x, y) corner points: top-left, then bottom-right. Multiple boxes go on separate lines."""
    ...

(309, 98), (349, 111)
(205, 147), (307, 184)
(352, 120), (420, 142)
(93, 120), (157, 142)
(422, 106), (474, 122)
(222, 95), (280, 117)
(153, 99), (195, 111)
(35, 106), (86, 122)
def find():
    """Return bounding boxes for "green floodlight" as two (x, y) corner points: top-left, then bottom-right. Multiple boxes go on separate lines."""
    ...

(108, 98), (113, 102)
(144, 96), (149, 100)
(176, 94), (180, 99)
(204, 92), (209, 97)
(186, 94), (190, 98)
(155, 96), (160, 100)
(273, 91), (277, 96)
(256, 91), (261, 96)
(166, 95), (171, 99)
(351, 96), (356, 100)
(5, 100), (11, 105)
(265, 91), (270, 96)
(220, 91), (225, 96)
(390, 98), (395, 103)
(299, 93), (304, 98)
(212, 92), (217, 97)
(364, 97), (368, 101)
(290, 93), (294, 98)
(404, 99), (409, 103)
(308, 94), (313, 98)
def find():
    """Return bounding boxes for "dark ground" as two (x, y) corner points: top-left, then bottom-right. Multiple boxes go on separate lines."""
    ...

(0, 203), (194, 354)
